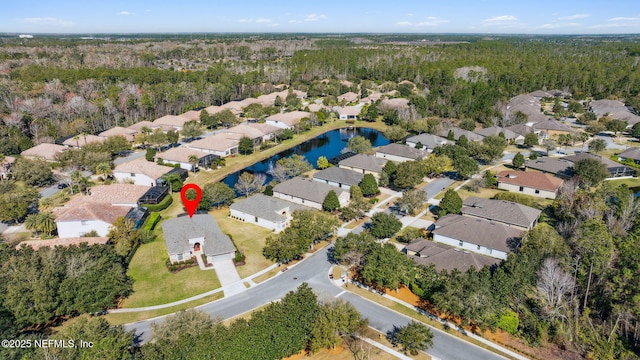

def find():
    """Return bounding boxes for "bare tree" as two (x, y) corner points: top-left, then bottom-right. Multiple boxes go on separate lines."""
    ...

(537, 258), (575, 321)
(605, 194), (639, 238)
(234, 172), (264, 197)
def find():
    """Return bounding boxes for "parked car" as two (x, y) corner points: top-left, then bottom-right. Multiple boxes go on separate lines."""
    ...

(57, 183), (69, 189)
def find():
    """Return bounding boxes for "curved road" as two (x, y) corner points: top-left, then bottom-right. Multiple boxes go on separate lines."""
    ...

(125, 246), (505, 360)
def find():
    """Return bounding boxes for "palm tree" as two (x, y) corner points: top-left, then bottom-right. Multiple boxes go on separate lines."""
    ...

(188, 155), (199, 172)
(95, 162), (112, 180)
(39, 212), (56, 236)
(70, 170), (83, 194)
(24, 214), (40, 237)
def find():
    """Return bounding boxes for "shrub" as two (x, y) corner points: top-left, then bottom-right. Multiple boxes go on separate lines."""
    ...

(144, 195), (174, 212)
(497, 310), (519, 335)
(144, 213), (161, 231)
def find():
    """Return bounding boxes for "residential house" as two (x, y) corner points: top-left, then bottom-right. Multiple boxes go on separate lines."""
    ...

(127, 121), (156, 132)
(62, 134), (106, 148)
(524, 157), (575, 179)
(359, 92), (382, 105)
(229, 193), (310, 233)
(306, 103), (325, 113)
(187, 133), (239, 157)
(338, 154), (387, 179)
(380, 98), (409, 111)
(438, 127), (484, 142)
(432, 214), (524, 260)
(225, 123), (279, 146)
(273, 177), (350, 210)
(532, 119), (573, 138)
(179, 110), (202, 121)
(375, 143), (428, 163)
(618, 147), (640, 165)
(405, 133), (453, 152)
(461, 197), (541, 230)
(564, 153), (635, 178)
(265, 111), (311, 129)
(154, 147), (215, 171)
(590, 99), (640, 128)
(113, 158), (173, 186)
(256, 90), (290, 106)
(335, 106), (362, 120)
(496, 170), (564, 199)
(98, 126), (137, 142)
(337, 92), (359, 103)
(404, 238), (500, 272)
(506, 124), (536, 145)
(20, 143), (67, 162)
(162, 214), (236, 264)
(152, 115), (193, 131)
(506, 93), (550, 125)
(54, 198), (130, 238)
(89, 184), (150, 207)
(17, 237), (109, 251)
(473, 126), (522, 143)
(313, 167), (364, 190)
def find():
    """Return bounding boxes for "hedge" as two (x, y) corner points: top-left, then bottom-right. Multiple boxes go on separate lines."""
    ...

(144, 195), (173, 212)
(143, 213), (161, 231)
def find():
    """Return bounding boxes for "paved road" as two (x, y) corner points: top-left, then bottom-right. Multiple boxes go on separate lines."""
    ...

(125, 246), (504, 360)
(39, 184), (61, 198)
(595, 134), (626, 150)
(114, 150), (145, 165)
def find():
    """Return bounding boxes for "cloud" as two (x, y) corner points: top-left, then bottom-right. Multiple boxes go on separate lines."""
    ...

(288, 19), (302, 23)
(608, 17), (640, 22)
(416, 17), (448, 26)
(255, 18), (272, 23)
(396, 21), (412, 26)
(119, 11), (134, 16)
(23, 17), (74, 27)
(558, 14), (590, 20)
(482, 15), (518, 24)
(304, 14), (326, 22)
(237, 18), (252, 23)
(539, 22), (581, 29)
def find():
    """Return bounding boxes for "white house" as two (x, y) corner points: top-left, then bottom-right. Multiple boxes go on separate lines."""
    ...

(338, 154), (387, 179)
(187, 133), (239, 157)
(89, 184), (150, 207)
(154, 147), (214, 171)
(113, 158), (173, 186)
(405, 134), (453, 152)
(375, 143), (428, 163)
(461, 197), (541, 231)
(432, 214), (524, 260)
(62, 134), (107, 148)
(496, 170), (564, 199)
(162, 214), (236, 264)
(335, 106), (362, 120)
(229, 194), (310, 232)
(265, 111), (311, 129)
(273, 177), (350, 210)
(152, 115), (192, 131)
(313, 167), (364, 190)
(54, 199), (130, 238)
(98, 126), (137, 142)
(20, 143), (67, 162)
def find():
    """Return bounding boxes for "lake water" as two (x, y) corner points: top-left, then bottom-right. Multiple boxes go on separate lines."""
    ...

(223, 127), (389, 188)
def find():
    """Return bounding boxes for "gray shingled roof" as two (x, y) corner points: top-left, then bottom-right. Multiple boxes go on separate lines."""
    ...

(405, 238), (500, 272)
(438, 127), (484, 141)
(313, 167), (364, 186)
(405, 133), (453, 149)
(433, 214), (524, 253)
(273, 177), (347, 204)
(525, 157), (574, 178)
(230, 194), (309, 222)
(473, 126), (520, 140)
(339, 154), (387, 172)
(162, 214), (235, 257)
(619, 147), (640, 161)
(564, 153), (635, 176)
(375, 143), (428, 160)
(461, 197), (541, 229)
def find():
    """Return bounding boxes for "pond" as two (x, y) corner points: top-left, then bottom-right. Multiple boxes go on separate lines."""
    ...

(223, 127), (389, 189)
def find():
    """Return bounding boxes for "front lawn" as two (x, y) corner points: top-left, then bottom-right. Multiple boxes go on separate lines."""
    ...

(120, 223), (221, 308)
(210, 207), (273, 279)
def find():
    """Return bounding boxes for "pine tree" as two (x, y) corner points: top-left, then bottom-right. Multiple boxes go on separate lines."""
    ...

(359, 173), (379, 196)
(322, 190), (341, 212)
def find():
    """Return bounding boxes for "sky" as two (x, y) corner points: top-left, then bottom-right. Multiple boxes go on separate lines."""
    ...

(2, 0), (640, 34)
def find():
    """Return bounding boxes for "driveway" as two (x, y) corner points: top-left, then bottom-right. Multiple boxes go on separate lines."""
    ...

(114, 150), (145, 166)
(213, 259), (245, 297)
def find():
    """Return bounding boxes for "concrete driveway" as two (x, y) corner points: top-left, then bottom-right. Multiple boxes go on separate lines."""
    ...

(213, 259), (245, 297)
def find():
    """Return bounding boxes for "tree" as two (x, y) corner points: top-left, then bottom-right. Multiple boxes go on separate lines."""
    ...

(234, 172), (264, 197)
(316, 156), (331, 169)
(11, 158), (53, 186)
(188, 155), (199, 172)
(393, 160), (425, 189)
(370, 212), (402, 239)
(523, 132), (539, 148)
(199, 108), (211, 124)
(0, 182), (39, 222)
(422, 155), (453, 177)
(439, 189), (462, 216)
(542, 138), (557, 156)
(396, 188), (427, 215)
(95, 162), (112, 179)
(212, 109), (237, 127)
(481, 135), (507, 162)
(359, 173), (379, 196)
(322, 190), (340, 212)
(392, 321), (434, 355)
(238, 136), (254, 155)
(145, 147), (156, 162)
(107, 217), (142, 257)
(150, 309), (217, 343)
(512, 152), (525, 169)
(414, 141), (423, 149)
(363, 103), (379, 122)
(274, 154), (313, 180)
(346, 136), (373, 154)
(203, 182), (235, 209)
(606, 119), (627, 143)
(149, 128), (168, 149)
(632, 122), (640, 139)
(181, 120), (203, 140)
(384, 125), (408, 143)
(529, 151), (539, 160)
(453, 156), (478, 179)
(459, 119), (476, 131)
(341, 186), (372, 221)
(588, 138), (606, 154)
(574, 158), (609, 187)
(309, 300), (367, 352)
(24, 212), (56, 237)
(536, 258), (575, 321)
(166, 129), (179, 145)
(163, 172), (183, 192)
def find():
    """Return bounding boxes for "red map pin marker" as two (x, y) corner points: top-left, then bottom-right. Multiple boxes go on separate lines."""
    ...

(180, 184), (202, 218)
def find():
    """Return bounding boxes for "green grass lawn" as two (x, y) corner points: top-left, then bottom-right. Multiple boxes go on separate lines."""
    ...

(210, 207), (274, 279)
(120, 223), (221, 308)
(606, 177), (640, 189)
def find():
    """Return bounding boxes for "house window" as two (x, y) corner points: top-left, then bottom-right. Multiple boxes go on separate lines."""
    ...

(477, 244), (481, 250)
(255, 216), (258, 223)
(177, 253), (183, 261)
(535, 189), (540, 194)
(459, 241), (463, 247)
(519, 186), (524, 192)
(81, 220), (88, 226)
(130, 173), (136, 177)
